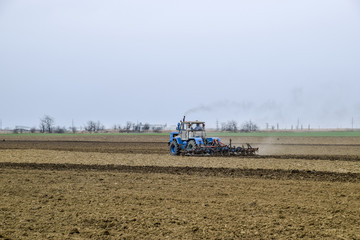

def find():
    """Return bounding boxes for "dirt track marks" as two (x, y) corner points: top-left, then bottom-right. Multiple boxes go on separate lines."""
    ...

(0, 140), (166, 154)
(1, 162), (359, 183)
(1, 140), (360, 161)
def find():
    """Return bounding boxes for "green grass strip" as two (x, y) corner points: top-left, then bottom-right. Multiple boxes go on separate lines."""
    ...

(1, 131), (360, 137)
(207, 131), (360, 137)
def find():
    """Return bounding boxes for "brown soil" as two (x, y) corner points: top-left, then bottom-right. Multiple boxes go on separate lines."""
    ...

(2, 135), (360, 157)
(1, 135), (360, 239)
(1, 162), (360, 182)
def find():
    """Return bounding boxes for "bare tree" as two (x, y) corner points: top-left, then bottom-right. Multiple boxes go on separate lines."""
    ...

(85, 120), (104, 133)
(143, 123), (150, 131)
(241, 120), (259, 132)
(85, 121), (96, 133)
(125, 121), (132, 132)
(133, 122), (142, 132)
(54, 126), (66, 133)
(221, 120), (238, 132)
(228, 120), (238, 132)
(113, 124), (123, 132)
(40, 115), (55, 133)
(97, 121), (105, 132)
(39, 121), (46, 133)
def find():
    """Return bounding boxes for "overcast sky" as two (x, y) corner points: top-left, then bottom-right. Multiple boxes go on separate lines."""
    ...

(1, 0), (359, 129)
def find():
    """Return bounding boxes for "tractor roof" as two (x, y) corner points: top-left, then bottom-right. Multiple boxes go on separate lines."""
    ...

(183, 121), (205, 124)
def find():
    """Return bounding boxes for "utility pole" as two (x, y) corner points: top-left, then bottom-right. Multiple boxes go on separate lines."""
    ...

(296, 118), (300, 130)
(352, 117), (354, 131)
(71, 119), (75, 133)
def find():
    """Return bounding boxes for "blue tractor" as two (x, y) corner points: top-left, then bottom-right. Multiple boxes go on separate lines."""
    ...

(168, 117), (259, 156)
(169, 117), (216, 155)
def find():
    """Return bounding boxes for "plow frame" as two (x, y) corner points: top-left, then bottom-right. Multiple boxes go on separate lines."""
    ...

(182, 139), (259, 156)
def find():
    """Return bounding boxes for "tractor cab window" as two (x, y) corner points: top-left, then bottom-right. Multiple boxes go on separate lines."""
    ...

(193, 123), (203, 131)
(183, 122), (205, 131)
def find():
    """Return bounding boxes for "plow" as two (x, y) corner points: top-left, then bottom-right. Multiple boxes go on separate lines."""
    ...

(183, 140), (259, 156)
(169, 117), (259, 156)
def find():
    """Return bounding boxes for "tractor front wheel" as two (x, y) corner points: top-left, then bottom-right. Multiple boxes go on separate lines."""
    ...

(170, 141), (180, 155)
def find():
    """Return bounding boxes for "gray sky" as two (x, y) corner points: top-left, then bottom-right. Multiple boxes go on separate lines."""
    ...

(1, 0), (359, 129)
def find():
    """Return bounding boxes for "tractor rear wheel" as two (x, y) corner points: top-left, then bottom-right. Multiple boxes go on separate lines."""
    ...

(170, 141), (180, 155)
(187, 140), (197, 150)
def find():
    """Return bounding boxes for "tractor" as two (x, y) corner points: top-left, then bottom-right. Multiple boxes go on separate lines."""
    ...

(168, 117), (258, 156)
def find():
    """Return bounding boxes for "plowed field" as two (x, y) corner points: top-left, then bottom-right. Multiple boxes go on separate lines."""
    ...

(1, 135), (360, 239)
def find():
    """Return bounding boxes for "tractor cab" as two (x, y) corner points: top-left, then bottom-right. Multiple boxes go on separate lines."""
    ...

(178, 121), (206, 140)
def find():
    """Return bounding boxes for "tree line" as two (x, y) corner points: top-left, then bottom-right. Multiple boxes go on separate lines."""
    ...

(12, 115), (259, 134)
(13, 115), (166, 134)
(218, 120), (259, 132)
